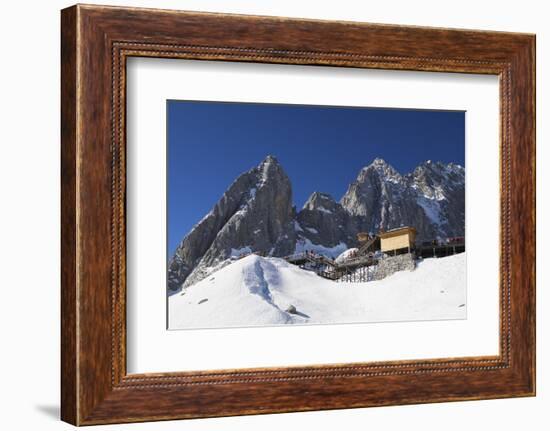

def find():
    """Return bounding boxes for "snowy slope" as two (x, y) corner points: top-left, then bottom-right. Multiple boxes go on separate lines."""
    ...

(168, 253), (466, 330)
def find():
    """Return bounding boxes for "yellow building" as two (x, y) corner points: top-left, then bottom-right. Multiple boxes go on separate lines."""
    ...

(379, 227), (416, 254)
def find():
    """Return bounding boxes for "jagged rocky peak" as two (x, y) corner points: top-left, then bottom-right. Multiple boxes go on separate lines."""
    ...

(238, 154), (285, 191)
(414, 159), (464, 175)
(340, 158), (402, 218)
(340, 158), (465, 241)
(357, 157), (402, 183)
(258, 154), (281, 178)
(262, 154), (279, 165)
(302, 191), (338, 212)
(168, 154), (296, 292)
(410, 160), (465, 189)
(372, 157), (389, 168)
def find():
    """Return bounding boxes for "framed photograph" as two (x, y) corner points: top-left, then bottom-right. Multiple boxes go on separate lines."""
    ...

(165, 101), (467, 330)
(61, 4), (535, 425)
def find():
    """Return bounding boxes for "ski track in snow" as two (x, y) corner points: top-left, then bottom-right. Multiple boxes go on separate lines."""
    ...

(168, 253), (467, 330)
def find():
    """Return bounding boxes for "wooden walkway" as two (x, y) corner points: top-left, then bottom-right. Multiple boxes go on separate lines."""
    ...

(284, 238), (465, 283)
(285, 253), (339, 280)
(285, 252), (378, 282)
(416, 241), (465, 258)
(357, 235), (380, 255)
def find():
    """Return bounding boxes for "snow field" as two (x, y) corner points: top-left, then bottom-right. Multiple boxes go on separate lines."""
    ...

(169, 253), (466, 330)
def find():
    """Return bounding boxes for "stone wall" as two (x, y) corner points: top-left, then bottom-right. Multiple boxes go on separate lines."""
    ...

(372, 253), (416, 281)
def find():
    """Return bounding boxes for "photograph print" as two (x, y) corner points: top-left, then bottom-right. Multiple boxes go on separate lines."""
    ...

(167, 101), (466, 330)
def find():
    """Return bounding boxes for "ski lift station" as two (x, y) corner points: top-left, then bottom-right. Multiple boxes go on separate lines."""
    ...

(378, 227), (417, 255)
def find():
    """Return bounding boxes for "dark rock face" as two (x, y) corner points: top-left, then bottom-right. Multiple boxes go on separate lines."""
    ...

(168, 156), (296, 292)
(297, 192), (360, 248)
(340, 158), (465, 241)
(407, 161), (465, 240)
(168, 156), (465, 292)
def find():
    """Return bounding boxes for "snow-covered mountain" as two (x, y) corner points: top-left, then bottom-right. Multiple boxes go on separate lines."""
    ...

(169, 253), (466, 329)
(168, 156), (465, 292)
(340, 158), (465, 241)
(168, 155), (297, 291)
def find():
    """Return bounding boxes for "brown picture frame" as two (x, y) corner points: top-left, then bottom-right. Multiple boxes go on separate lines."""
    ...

(61, 4), (536, 425)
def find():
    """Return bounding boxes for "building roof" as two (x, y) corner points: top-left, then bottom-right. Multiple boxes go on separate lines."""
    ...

(378, 226), (416, 239)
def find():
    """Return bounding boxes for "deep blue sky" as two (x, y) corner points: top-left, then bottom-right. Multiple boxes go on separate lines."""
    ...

(167, 100), (465, 254)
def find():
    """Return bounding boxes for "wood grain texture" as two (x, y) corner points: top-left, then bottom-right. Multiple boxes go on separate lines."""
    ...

(60, 4), (536, 425)
(60, 5), (78, 425)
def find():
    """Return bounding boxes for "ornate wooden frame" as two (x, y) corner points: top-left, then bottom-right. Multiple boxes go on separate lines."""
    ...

(61, 4), (536, 425)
